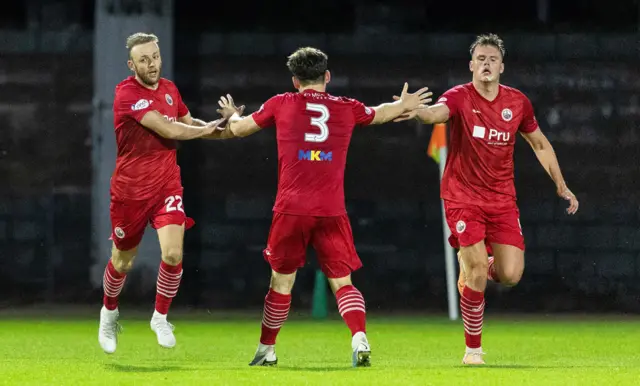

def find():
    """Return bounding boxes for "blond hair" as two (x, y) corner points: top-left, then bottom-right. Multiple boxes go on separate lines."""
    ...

(126, 32), (159, 56)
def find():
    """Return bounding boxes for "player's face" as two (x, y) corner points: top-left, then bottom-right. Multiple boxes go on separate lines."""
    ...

(128, 42), (162, 87)
(469, 45), (504, 84)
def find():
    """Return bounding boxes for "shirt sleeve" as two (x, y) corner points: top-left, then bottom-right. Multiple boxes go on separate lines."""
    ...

(114, 85), (154, 123)
(349, 98), (376, 126)
(437, 87), (464, 118)
(519, 96), (539, 133)
(176, 89), (189, 118)
(251, 95), (281, 128)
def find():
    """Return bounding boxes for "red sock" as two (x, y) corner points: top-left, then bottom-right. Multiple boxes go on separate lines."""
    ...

(260, 289), (291, 345)
(336, 285), (366, 336)
(155, 261), (183, 315)
(103, 260), (127, 310)
(461, 286), (485, 349)
(487, 256), (499, 283)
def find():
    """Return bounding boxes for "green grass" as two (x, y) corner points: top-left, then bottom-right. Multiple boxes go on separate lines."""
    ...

(1, 313), (639, 385)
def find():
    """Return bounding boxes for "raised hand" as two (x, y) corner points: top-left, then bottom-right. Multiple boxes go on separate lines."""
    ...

(390, 83), (432, 122)
(398, 82), (432, 111)
(217, 94), (245, 119)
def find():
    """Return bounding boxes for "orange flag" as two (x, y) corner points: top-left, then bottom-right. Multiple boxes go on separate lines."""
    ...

(427, 123), (447, 164)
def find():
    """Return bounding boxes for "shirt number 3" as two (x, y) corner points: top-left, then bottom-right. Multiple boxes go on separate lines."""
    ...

(305, 103), (329, 143)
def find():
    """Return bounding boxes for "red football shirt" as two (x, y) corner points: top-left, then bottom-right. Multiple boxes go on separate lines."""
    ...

(438, 83), (539, 207)
(111, 76), (189, 200)
(252, 90), (376, 216)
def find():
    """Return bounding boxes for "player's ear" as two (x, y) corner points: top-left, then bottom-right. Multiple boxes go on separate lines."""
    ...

(127, 59), (135, 73)
(500, 62), (504, 74)
(324, 70), (331, 85)
(469, 60), (474, 72)
(292, 76), (301, 90)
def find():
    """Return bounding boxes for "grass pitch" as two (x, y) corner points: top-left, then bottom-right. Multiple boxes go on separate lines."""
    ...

(0, 311), (638, 385)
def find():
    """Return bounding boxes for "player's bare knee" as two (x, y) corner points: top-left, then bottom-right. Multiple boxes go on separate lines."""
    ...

(500, 267), (523, 287)
(270, 270), (296, 294)
(111, 252), (136, 273)
(161, 247), (183, 266)
(328, 276), (352, 294)
(111, 244), (137, 273)
(492, 245), (525, 286)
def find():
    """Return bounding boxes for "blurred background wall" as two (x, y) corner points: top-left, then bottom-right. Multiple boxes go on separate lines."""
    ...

(1, 0), (639, 313)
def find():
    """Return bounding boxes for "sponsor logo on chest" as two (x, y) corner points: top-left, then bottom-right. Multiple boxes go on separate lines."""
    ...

(470, 107), (516, 146)
(298, 150), (332, 161)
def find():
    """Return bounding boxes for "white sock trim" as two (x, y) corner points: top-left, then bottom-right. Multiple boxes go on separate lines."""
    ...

(257, 343), (275, 353)
(152, 310), (167, 320)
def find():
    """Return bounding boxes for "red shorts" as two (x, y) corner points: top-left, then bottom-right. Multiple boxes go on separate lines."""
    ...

(444, 200), (524, 253)
(110, 179), (195, 251)
(263, 212), (362, 278)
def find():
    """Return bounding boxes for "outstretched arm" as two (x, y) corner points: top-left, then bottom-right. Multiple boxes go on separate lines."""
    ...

(369, 83), (432, 125)
(178, 112), (207, 127)
(140, 111), (224, 140)
(520, 128), (579, 214)
(215, 95), (263, 138)
(202, 122), (238, 140)
(176, 97), (249, 140)
(178, 111), (236, 139)
(391, 100), (450, 124)
(225, 113), (263, 137)
(413, 104), (450, 124)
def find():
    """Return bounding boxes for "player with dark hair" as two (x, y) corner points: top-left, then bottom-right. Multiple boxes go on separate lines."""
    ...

(98, 32), (232, 354)
(216, 46), (432, 367)
(394, 33), (579, 365)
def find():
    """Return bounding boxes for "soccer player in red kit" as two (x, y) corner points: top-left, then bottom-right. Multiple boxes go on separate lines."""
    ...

(394, 34), (579, 365)
(216, 47), (432, 367)
(98, 33), (231, 354)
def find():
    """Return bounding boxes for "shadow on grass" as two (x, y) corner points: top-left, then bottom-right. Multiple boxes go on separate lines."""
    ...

(456, 364), (623, 369)
(276, 366), (362, 372)
(105, 363), (191, 373)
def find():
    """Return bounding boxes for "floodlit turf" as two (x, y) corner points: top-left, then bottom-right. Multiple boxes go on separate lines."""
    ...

(1, 313), (639, 385)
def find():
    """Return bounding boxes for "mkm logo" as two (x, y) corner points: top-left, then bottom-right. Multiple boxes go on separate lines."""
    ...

(298, 150), (332, 161)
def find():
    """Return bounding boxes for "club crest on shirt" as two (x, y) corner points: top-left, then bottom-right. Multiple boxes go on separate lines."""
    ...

(456, 221), (466, 233)
(501, 108), (513, 122)
(114, 227), (125, 239)
(165, 94), (173, 105)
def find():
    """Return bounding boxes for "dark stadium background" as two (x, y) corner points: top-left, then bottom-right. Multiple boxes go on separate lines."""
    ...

(1, 0), (639, 315)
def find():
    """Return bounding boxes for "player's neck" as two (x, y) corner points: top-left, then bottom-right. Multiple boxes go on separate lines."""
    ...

(472, 80), (499, 101)
(135, 75), (159, 90)
(298, 84), (326, 93)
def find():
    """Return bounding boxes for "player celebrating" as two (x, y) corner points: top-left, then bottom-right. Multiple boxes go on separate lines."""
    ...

(216, 47), (432, 367)
(98, 32), (229, 354)
(393, 34), (579, 365)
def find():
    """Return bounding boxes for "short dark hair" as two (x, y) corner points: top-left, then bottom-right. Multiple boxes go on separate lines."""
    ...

(286, 47), (328, 85)
(469, 33), (506, 58)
